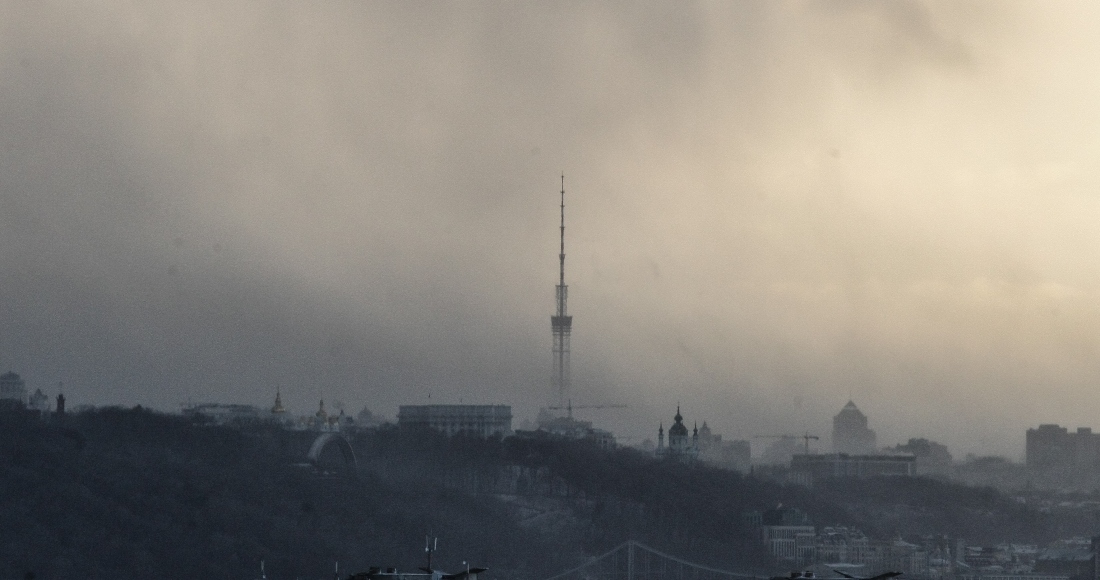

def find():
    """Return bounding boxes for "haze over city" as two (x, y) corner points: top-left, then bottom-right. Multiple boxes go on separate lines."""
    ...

(4, 2), (1100, 458)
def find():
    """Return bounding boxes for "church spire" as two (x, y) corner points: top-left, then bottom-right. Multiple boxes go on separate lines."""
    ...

(272, 389), (286, 414)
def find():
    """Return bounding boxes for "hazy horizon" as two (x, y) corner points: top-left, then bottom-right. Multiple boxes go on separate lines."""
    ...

(4, 2), (1100, 459)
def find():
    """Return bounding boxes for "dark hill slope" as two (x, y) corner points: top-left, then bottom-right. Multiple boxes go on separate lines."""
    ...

(814, 475), (1049, 544)
(352, 429), (1057, 570)
(0, 409), (564, 580)
(0, 409), (1058, 580)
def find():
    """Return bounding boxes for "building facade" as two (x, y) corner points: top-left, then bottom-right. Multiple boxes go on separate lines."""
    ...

(790, 453), (916, 484)
(397, 405), (512, 438)
(697, 422), (751, 471)
(748, 507), (816, 564)
(535, 410), (616, 449)
(1026, 424), (1100, 472)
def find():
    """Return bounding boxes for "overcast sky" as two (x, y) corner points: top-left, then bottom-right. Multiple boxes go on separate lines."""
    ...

(3, 2), (1100, 457)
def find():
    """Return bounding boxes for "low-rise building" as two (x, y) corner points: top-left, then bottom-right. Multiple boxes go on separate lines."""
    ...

(697, 422), (751, 472)
(747, 507), (816, 564)
(959, 574), (1068, 580)
(397, 404), (512, 438)
(534, 412), (616, 449)
(790, 453), (916, 484)
(1032, 541), (1093, 580)
(817, 526), (875, 567)
(182, 403), (262, 424)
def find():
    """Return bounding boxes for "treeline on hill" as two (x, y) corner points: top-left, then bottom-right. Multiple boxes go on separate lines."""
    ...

(0, 407), (1059, 580)
(814, 476), (1052, 544)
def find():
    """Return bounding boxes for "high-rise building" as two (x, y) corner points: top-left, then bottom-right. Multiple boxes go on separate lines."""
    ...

(1026, 424), (1100, 471)
(832, 400), (877, 454)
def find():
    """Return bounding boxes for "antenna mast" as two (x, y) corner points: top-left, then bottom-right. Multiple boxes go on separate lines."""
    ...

(551, 174), (573, 407)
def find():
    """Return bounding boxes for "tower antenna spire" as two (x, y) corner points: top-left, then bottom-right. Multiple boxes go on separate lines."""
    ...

(551, 174), (573, 407)
(560, 174), (566, 288)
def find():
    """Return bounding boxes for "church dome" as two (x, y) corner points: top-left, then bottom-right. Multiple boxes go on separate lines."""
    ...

(669, 406), (689, 436)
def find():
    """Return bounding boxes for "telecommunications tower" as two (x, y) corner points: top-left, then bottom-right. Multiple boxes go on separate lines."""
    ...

(551, 175), (573, 407)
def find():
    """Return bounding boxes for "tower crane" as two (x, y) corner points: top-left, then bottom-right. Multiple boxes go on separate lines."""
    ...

(546, 399), (627, 419)
(754, 432), (820, 454)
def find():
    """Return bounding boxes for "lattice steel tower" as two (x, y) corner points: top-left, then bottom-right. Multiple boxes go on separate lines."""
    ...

(551, 175), (573, 407)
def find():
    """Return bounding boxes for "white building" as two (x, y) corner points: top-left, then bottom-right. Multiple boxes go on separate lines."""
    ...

(397, 405), (512, 438)
(763, 525), (817, 563)
(535, 410), (616, 449)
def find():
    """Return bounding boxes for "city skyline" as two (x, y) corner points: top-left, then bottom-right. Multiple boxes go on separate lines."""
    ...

(4, 3), (1100, 457)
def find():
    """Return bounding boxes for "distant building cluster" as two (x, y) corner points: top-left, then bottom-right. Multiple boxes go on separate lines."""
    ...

(0, 370), (65, 419)
(696, 421), (751, 471)
(182, 392), (356, 432)
(744, 506), (1085, 580)
(177, 395), (521, 441)
(652, 406), (751, 470)
(644, 400), (928, 478)
(751, 401), (916, 485)
(176, 394), (523, 441)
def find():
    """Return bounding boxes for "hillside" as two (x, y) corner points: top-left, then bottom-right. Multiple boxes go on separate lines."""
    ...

(0, 407), (1061, 580)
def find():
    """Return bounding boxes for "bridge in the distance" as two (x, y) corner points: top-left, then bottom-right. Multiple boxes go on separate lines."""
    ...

(542, 541), (763, 580)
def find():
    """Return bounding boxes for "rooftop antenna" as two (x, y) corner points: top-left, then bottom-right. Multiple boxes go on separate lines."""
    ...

(551, 174), (573, 408)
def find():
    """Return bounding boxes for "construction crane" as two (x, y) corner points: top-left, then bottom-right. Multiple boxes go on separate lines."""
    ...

(546, 399), (627, 419)
(754, 432), (820, 454)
